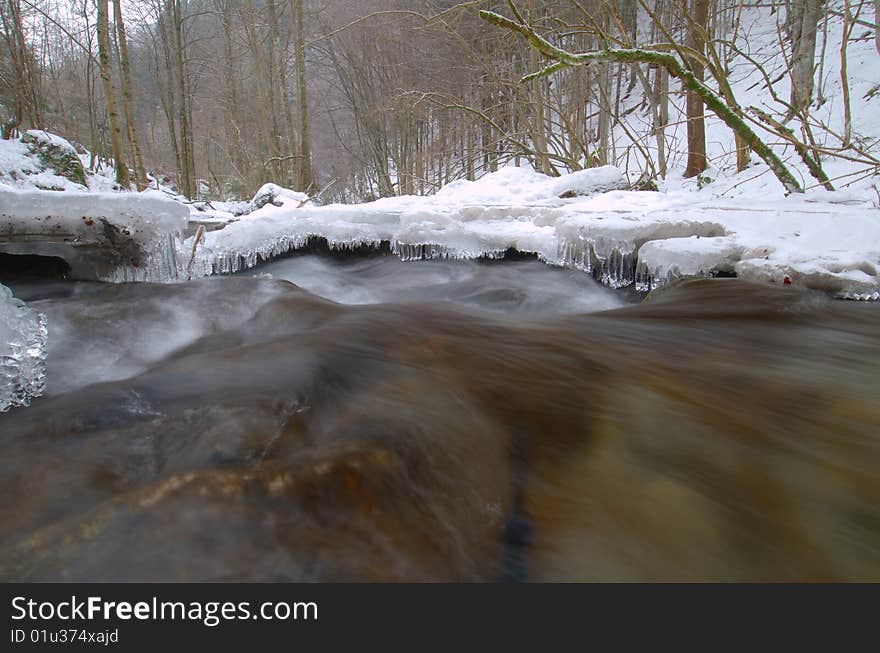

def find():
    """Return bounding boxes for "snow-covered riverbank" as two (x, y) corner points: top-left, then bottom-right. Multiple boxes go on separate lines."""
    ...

(1, 155), (878, 298)
(190, 165), (880, 300)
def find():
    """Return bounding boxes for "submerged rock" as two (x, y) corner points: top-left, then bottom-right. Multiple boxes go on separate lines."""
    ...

(0, 278), (878, 580)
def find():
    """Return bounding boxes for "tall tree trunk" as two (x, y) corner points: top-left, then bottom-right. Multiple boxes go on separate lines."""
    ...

(654, 65), (668, 178)
(217, 0), (244, 182)
(96, 0), (129, 187)
(684, 0), (710, 178)
(169, 0), (194, 198)
(788, 0), (823, 116)
(1, 0), (42, 129)
(155, 11), (182, 189)
(240, 1), (270, 189)
(113, 0), (147, 189)
(840, 0), (853, 146)
(527, 0), (551, 174)
(266, 0), (284, 182)
(875, 0), (880, 54)
(293, 0), (314, 192)
(597, 62), (612, 166)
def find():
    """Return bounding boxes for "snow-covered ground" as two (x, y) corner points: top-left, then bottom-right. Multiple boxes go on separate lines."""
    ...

(0, 130), (88, 192)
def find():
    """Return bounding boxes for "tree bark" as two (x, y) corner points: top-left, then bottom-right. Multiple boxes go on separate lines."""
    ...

(293, 0), (314, 193)
(684, 0), (710, 178)
(168, 0), (194, 198)
(788, 0), (823, 116)
(96, 0), (129, 187)
(113, 0), (147, 190)
(266, 0), (284, 182)
(840, 0), (852, 146)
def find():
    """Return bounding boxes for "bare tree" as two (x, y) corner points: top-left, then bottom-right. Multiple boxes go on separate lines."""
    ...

(788, 0), (823, 117)
(481, 5), (804, 193)
(0, 0), (43, 130)
(293, 0), (314, 192)
(113, 0), (147, 189)
(96, 0), (129, 187)
(684, 0), (710, 178)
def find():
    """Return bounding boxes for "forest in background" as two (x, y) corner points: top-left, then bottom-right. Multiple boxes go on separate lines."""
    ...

(2, 0), (878, 202)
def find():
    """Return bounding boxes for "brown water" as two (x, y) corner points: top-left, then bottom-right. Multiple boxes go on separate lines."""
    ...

(1, 260), (879, 581)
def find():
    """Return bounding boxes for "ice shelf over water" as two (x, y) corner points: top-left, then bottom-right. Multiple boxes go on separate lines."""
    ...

(0, 188), (189, 282)
(0, 283), (47, 411)
(1, 131), (878, 298)
(189, 165), (880, 300)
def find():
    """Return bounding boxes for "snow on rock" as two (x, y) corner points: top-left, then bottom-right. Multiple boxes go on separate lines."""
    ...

(0, 283), (47, 411)
(0, 188), (189, 281)
(19, 130), (87, 188)
(0, 134), (88, 192)
(250, 183), (310, 211)
(189, 165), (880, 299)
(21, 129), (78, 153)
(550, 166), (627, 197)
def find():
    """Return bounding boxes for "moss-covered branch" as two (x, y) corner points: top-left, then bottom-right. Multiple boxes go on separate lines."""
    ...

(748, 107), (834, 190)
(479, 9), (803, 194)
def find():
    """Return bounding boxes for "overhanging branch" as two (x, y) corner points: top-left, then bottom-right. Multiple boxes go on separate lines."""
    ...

(479, 9), (803, 194)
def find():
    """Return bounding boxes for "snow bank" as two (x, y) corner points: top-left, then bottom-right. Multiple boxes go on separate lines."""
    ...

(189, 165), (880, 299)
(426, 165), (625, 205)
(0, 283), (47, 411)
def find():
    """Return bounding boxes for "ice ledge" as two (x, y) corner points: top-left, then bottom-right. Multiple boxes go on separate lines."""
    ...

(0, 189), (188, 282)
(189, 186), (880, 300)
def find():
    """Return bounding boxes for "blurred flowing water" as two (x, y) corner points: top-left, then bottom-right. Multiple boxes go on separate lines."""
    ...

(1, 256), (879, 581)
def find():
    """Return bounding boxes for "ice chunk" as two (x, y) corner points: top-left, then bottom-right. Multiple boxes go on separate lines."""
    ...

(638, 236), (744, 284)
(0, 283), (47, 411)
(0, 188), (187, 235)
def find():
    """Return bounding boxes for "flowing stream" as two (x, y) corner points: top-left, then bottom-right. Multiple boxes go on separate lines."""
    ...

(1, 254), (879, 580)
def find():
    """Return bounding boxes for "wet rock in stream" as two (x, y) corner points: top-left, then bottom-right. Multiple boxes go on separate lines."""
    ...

(1, 278), (879, 581)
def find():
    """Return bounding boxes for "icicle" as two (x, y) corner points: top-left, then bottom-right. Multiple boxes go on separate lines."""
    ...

(0, 284), (48, 411)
